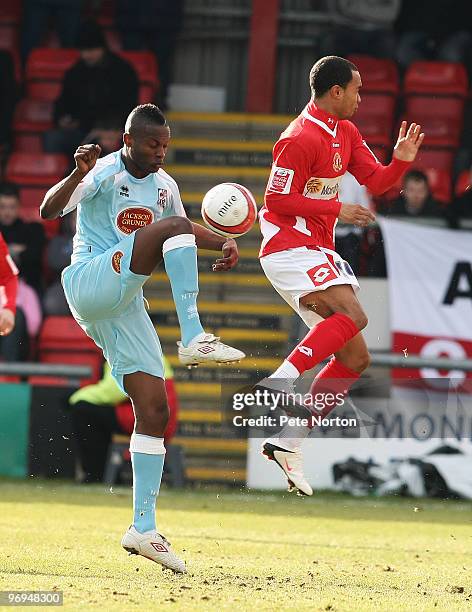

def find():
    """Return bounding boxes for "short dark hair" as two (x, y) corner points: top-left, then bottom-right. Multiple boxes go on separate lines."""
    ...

(310, 56), (358, 98)
(125, 104), (167, 135)
(0, 182), (19, 199)
(404, 169), (429, 185)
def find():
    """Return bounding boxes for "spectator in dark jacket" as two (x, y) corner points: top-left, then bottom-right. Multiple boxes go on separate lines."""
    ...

(378, 170), (444, 218)
(44, 20), (139, 155)
(0, 183), (46, 296)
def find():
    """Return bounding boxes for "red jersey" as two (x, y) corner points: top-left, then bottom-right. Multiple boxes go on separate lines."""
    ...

(259, 100), (410, 257)
(0, 232), (18, 313)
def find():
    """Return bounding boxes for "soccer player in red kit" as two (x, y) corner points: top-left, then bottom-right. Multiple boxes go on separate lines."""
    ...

(0, 231), (18, 336)
(258, 56), (424, 495)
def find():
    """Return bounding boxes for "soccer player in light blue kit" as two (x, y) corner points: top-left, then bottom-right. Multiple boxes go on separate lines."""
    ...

(40, 104), (245, 573)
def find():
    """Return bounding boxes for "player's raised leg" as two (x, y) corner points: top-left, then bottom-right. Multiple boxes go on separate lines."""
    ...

(130, 215), (245, 365)
(120, 371), (186, 573)
(261, 285), (370, 495)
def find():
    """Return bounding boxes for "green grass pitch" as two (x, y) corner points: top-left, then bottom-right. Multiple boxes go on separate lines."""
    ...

(1, 479), (472, 610)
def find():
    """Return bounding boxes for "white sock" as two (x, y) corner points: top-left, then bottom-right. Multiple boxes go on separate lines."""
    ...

(271, 421), (311, 452)
(187, 331), (207, 347)
(269, 360), (300, 379)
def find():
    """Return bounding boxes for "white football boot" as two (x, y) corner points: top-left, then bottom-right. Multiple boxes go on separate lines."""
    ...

(262, 441), (313, 496)
(121, 525), (187, 573)
(178, 333), (245, 367)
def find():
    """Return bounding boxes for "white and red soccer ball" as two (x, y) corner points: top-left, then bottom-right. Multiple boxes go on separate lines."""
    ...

(201, 182), (257, 238)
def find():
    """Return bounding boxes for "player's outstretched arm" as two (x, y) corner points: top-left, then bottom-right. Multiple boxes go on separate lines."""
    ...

(191, 222), (239, 271)
(40, 144), (101, 220)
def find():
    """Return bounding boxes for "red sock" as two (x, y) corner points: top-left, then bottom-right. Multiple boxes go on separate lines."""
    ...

(287, 312), (359, 374)
(308, 357), (360, 423)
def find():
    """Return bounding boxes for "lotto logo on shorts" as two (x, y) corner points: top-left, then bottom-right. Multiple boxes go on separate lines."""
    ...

(268, 166), (294, 194)
(307, 263), (338, 286)
(111, 251), (124, 274)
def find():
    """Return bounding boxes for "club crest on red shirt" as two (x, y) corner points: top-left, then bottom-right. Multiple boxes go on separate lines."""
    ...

(333, 152), (343, 172)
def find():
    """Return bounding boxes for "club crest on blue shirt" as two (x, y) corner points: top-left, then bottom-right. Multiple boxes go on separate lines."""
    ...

(157, 188), (168, 210)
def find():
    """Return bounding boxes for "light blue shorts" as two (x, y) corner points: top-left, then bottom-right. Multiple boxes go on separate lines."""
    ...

(61, 233), (164, 393)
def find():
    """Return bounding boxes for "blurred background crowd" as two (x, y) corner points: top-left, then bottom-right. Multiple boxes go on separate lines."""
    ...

(0, 0), (472, 479)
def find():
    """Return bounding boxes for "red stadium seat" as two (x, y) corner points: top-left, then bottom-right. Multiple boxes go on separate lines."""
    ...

(455, 170), (471, 197)
(27, 81), (62, 101)
(119, 50), (159, 91)
(402, 96), (464, 148)
(39, 316), (102, 384)
(26, 48), (79, 81)
(13, 99), (53, 151)
(16, 187), (60, 239)
(404, 61), (468, 97)
(25, 48), (79, 98)
(0, 0), (22, 25)
(352, 94), (395, 146)
(347, 55), (399, 95)
(5, 152), (69, 185)
(422, 167), (452, 203)
(96, 0), (116, 27)
(413, 149), (454, 173)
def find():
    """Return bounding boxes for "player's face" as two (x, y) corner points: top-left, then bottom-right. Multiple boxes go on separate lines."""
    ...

(339, 71), (362, 119)
(126, 125), (171, 176)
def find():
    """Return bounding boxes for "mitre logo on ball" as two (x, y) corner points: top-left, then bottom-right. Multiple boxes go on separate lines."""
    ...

(201, 182), (258, 238)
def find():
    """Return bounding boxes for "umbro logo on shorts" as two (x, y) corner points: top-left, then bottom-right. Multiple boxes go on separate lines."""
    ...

(198, 346), (216, 354)
(150, 542), (168, 553)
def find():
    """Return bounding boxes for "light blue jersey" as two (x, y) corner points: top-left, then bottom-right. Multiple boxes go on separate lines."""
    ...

(60, 149), (187, 391)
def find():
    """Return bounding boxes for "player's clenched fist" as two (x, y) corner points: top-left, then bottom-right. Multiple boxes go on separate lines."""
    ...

(74, 144), (102, 176)
(339, 203), (376, 227)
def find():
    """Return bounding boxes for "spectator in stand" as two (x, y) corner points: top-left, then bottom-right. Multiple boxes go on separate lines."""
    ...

(362, 170), (445, 278)
(68, 358), (179, 483)
(0, 231), (19, 360)
(395, 0), (472, 71)
(324, 0), (401, 59)
(0, 183), (46, 296)
(44, 20), (139, 155)
(43, 212), (75, 315)
(378, 170), (444, 219)
(21, 0), (84, 64)
(447, 168), (472, 229)
(0, 51), (17, 162)
(115, 0), (184, 108)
